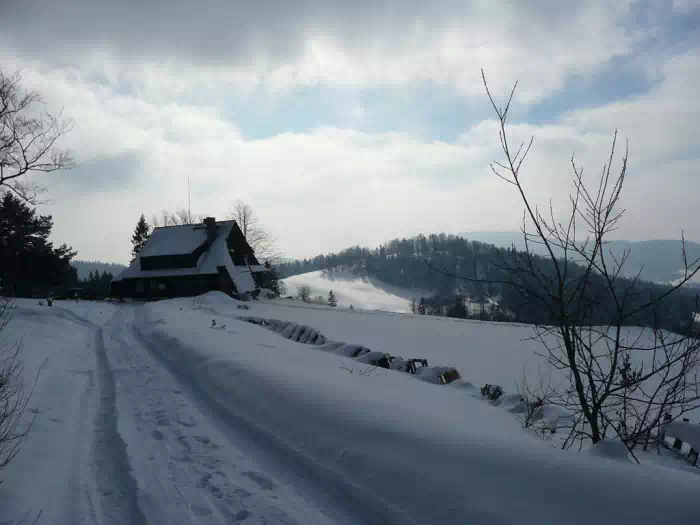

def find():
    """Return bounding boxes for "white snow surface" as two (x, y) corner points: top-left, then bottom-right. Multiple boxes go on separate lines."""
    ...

(282, 269), (431, 312)
(1, 294), (699, 525)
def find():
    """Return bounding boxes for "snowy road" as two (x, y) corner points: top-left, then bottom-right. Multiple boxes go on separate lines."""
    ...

(2, 299), (700, 525)
(1, 303), (336, 525)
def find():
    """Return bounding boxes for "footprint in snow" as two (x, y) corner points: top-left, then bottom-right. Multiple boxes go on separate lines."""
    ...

(151, 429), (165, 441)
(233, 488), (252, 498)
(190, 504), (213, 517)
(241, 471), (276, 490)
(197, 473), (212, 488)
(194, 435), (218, 448)
(235, 509), (252, 521)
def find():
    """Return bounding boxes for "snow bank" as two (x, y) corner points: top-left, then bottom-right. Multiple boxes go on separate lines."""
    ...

(193, 290), (237, 307)
(239, 314), (461, 384)
(139, 297), (700, 524)
(589, 441), (634, 463)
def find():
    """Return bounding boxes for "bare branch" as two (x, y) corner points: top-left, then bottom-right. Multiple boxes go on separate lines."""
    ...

(0, 69), (74, 202)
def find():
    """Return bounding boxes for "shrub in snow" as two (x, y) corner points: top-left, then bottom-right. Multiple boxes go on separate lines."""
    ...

(282, 323), (297, 339)
(297, 326), (316, 344)
(405, 358), (429, 374)
(438, 368), (461, 385)
(334, 344), (371, 358)
(290, 324), (307, 342)
(319, 341), (345, 352)
(415, 366), (460, 385)
(389, 357), (408, 372)
(297, 285), (311, 302)
(354, 351), (392, 369)
(480, 384), (503, 402)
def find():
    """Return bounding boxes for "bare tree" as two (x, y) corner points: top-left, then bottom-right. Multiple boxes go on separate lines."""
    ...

(0, 68), (74, 202)
(0, 300), (35, 475)
(150, 208), (200, 228)
(175, 208), (198, 225)
(432, 71), (700, 455)
(228, 200), (281, 264)
(298, 285), (311, 303)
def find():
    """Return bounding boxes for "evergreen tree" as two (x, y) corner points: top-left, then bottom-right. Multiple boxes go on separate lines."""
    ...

(260, 261), (282, 296)
(131, 214), (151, 263)
(328, 290), (337, 307)
(0, 192), (76, 296)
(448, 295), (467, 319)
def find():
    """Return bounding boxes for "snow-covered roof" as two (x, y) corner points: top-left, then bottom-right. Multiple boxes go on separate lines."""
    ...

(139, 223), (209, 257)
(114, 220), (257, 293)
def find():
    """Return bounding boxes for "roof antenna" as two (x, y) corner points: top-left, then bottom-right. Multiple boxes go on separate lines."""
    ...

(188, 175), (192, 224)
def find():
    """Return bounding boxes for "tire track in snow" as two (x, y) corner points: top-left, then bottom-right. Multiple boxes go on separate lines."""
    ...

(133, 325), (416, 525)
(93, 327), (149, 525)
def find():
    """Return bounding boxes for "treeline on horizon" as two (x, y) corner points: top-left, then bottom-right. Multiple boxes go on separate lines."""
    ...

(277, 233), (699, 335)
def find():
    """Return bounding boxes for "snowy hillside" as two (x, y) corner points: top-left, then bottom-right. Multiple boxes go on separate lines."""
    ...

(1, 294), (699, 525)
(282, 269), (430, 312)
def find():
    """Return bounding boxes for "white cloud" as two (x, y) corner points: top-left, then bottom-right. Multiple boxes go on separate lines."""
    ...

(2, 2), (697, 263)
(1, 1), (641, 104)
(672, 0), (700, 13)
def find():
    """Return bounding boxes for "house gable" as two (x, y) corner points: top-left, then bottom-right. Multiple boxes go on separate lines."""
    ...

(226, 222), (260, 266)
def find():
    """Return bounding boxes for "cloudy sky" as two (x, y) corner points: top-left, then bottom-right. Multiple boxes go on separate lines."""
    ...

(1, 0), (699, 264)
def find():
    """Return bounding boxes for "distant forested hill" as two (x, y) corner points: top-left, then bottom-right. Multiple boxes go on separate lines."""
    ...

(456, 232), (700, 284)
(71, 260), (126, 280)
(277, 233), (699, 333)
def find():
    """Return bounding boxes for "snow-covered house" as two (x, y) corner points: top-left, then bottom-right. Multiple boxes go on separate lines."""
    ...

(111, 217), (266, 299)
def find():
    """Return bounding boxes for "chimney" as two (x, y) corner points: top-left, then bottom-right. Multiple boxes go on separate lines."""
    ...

(203, 217), (216, 242)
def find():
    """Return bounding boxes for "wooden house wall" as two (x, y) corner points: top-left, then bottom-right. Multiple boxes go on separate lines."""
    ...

(140, 252), (199, 270)
(111, 272), (237, 300)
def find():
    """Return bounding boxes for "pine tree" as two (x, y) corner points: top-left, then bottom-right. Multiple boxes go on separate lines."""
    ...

(448, 294), (467, 319)
(0, 192), (76, 296)
(131, 214), (151, 263)
(328, 290), (337, 307)
(261, 261), (282, 296)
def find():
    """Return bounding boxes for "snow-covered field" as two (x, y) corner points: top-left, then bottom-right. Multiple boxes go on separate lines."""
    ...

(1, 294), (699, 525)
(282, 269), (430, 312)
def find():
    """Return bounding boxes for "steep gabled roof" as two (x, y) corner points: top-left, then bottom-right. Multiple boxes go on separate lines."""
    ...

(113, 220), (257, 293)
(139, 223), (209, 257)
